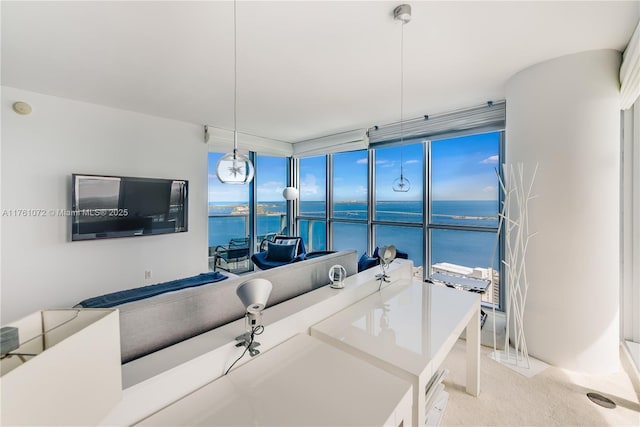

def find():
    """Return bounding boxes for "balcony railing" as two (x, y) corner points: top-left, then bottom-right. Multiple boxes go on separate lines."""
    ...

(208, 213), (287, 250)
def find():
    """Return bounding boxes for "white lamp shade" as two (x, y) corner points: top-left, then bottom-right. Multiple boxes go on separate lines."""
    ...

(378, 245), (397, 266)
(236, 278), (273, 313)
(282, 187), (299, 200)
(216, 151), (255, 184)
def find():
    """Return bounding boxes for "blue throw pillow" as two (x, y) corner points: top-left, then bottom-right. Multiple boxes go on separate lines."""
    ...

(274, 237), (300, 255)
(358, 252), (379, 272)
(266, 242), (296, 262)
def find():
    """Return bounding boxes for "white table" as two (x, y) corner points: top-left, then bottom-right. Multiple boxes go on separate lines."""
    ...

(310, 280), (480, 426)
(136, 334), (413, 426)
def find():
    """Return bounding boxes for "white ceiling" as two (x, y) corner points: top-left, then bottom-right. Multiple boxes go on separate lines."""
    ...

(2, 1), (638, 143)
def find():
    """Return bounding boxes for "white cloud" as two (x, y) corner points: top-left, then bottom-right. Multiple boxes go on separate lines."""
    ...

(301, 173), (319, 196)
(376, 159), (397, 168)
(260, 180), (284, 189)
(483, 186), (498, 196)
(356, 158), (367, 164)
(480, 155), (499, 164)
(257, 180), (285, 199)
(405, 159), (419, 164)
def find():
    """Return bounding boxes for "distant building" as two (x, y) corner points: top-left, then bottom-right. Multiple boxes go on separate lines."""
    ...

(431, 262), (500, 305)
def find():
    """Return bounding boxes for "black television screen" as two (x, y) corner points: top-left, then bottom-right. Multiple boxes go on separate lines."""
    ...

(71, 174), (188, 241)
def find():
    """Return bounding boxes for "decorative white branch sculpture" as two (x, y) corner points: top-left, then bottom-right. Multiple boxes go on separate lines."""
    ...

(493, 162), (538, 370)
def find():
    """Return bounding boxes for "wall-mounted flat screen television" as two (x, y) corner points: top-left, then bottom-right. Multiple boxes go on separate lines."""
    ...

(71, 174), (188, 241)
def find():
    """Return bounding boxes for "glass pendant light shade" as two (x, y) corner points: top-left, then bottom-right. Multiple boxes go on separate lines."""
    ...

(216, 146), (254, 184)
(392, 175), (411, 192)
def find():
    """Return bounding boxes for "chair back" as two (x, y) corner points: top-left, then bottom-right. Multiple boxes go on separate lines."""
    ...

(229, 237), (249, 249)
(227, 237), (249, 259)
(258, 233), (277, 252)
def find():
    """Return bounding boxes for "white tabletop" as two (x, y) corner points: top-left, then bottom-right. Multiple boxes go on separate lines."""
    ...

(136, 334), (413, 426)
(311, 280), (480, 377)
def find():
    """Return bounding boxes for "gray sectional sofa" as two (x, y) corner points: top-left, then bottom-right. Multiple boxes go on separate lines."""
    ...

(114, 250), (357, 363)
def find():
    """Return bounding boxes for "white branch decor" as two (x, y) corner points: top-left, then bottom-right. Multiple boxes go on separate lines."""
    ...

(492, 162), (539, 372)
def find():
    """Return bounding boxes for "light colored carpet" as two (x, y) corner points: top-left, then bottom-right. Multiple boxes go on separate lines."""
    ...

(441, 340), (640, 426)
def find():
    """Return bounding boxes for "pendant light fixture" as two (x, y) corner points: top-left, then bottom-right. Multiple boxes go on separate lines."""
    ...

(216, 1), (255, 184)
(392, 149), (410, 192)
(392, 4), (411, 193)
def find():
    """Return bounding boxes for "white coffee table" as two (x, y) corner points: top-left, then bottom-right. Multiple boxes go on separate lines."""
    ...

(136, 334), (413, 426)
(311, 280), (480, 426)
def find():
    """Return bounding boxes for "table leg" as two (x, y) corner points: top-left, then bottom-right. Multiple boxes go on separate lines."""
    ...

(466, 306), (480, 396)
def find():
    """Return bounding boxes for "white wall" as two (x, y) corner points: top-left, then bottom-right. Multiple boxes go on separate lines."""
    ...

(1, 87), (208, 323)
(506, 50), (621, 374)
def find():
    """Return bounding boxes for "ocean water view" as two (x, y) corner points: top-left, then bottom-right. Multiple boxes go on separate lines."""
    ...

(208, 200), (499, 270)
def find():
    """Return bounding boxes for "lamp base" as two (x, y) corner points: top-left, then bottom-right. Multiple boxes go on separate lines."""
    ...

(235, 332), (261, 357)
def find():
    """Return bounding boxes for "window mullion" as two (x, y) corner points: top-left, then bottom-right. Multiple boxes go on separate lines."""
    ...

(327, 154), (333, 250)
(368, 149), (375, 256)
(424, 140), (431, 281)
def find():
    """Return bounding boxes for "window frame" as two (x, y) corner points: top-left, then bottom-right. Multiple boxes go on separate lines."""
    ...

(292, 123), (505, 310)
(426, 131), (505, 309)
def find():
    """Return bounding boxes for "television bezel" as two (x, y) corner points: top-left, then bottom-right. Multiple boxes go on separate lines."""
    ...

(71, 173), (189, 241)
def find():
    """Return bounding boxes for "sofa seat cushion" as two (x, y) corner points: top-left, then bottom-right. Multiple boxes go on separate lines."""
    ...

(75, 272), (228, 308)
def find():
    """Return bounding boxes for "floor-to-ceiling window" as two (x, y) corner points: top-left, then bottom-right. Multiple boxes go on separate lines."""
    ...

(209, 152), (290, 271)
(207, 152), (251, 271)
(373, 142), (425, 268)
(429, 131), (502, 305)
(293, 132), (503, 307)
(331, 150), (368, 256)
(298, 155), (327, 251)
(256, 155), (288, 249)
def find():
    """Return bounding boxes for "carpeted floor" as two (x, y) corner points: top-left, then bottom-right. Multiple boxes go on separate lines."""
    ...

(440, 340), (640, 426)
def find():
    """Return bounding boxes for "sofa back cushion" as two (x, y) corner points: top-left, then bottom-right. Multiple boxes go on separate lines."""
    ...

(118, 250), (357, 363)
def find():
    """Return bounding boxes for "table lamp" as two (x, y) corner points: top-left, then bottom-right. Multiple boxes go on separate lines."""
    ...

(234, 278), (273, 358)
(376, 245), (397, 289)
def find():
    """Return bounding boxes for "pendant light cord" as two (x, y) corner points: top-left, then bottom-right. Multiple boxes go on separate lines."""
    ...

(400, 19), (404, 147)
(233, 0), (238, 157)
(400, 20), (405, 179)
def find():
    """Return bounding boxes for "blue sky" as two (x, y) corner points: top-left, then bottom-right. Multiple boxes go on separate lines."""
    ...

(431, 132), (500, 201)
(374, 143), (424, 201)
(209, 131), (499, 203)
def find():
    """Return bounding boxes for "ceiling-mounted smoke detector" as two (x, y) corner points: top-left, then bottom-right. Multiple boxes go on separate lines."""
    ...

(12, 101), (32, 115)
